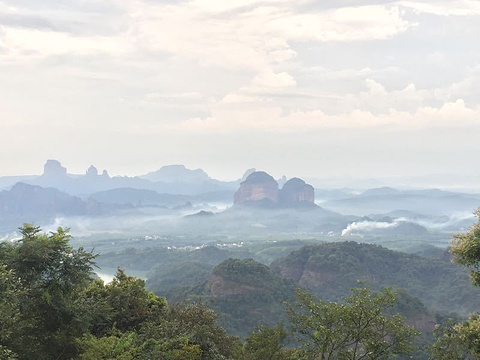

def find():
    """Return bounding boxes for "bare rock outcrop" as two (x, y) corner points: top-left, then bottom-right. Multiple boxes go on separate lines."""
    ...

(279, 178), (315, 206)
(234, 171), (279, 204)
(234, 172), (316, 207)
(86, 165), (99, 177)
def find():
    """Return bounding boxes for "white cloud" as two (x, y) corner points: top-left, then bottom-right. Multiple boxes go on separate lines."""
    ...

(171, 73), (480, 133)
(139, 92), (211, 108)
(144, 92), (205, 101)
(177, 96), (480, 132)
(434, 66), (480, 101)
(250, 70), (297, 90)
(0, 26), (130, 62)
(355, 79), (428, 113)
(0, 1), (411, 99)
(299, 66), (402, 81)
(133, 3), (409, 70)
(0, 26), (5, 51)
(269, 5), (409, 42)
(399, 1), (480, 16)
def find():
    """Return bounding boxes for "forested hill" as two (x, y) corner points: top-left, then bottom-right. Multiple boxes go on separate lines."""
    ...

(149, 258), (297, 337)
(144, 242), (479, 320)
(270, 242), (480, 315)
(144, 242), (480, 341)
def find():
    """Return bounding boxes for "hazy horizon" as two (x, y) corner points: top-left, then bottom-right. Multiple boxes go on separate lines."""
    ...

(3, 158), (480, 192)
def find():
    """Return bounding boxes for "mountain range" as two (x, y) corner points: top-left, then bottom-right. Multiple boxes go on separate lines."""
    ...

(0, 160), (479, 236)
(0, 160), (241, 196)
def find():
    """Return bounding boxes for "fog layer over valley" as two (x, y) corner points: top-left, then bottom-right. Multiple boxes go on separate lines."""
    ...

(0, 160), (477, 243)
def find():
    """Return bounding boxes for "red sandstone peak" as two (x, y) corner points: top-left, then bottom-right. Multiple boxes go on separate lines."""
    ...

(234, 171), (315, 207)
(234, 171), (279, 204)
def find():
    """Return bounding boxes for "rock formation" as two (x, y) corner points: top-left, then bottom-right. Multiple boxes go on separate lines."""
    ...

(86, 165), (109, 178)
(279, 178), (315, 206)
(234, 171), (315, 207)
(234, 171), (279, 204)
(42, 159), (67, 178)
(86, 165), (98, 177)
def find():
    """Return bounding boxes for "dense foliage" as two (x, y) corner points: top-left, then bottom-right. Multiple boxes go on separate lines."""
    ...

(451, 208), (480, 286)
(287, 287), (419, 359)
(270, 241), (480, 316)
(0, 225), (238, 360)
(0, 224), (426, 359)
(0, 224), (97, 359)
(430, 209), (480, 359)
(161, 258), (297, 337)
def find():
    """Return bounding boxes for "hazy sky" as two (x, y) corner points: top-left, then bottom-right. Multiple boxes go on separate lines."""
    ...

(1, 0), (480, 181)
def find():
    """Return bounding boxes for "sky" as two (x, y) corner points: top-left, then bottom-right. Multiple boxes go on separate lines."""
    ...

(1, 0), (480, 184)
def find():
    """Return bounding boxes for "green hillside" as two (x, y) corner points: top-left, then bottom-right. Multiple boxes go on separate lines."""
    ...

(270, 242), (480, 316)
(154, 258), (297, 337)
(147, 250), (453, 343)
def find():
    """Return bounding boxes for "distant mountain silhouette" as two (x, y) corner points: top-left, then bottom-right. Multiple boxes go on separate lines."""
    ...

(90, 188), (190, 207)
(17, 160), (237, 196)
(140, 164), (211, 183)
(0, 183), (124, 231)
(90, 188), (234, 207)
(322, 187), (480, 217)
(1, 161), (479, 236)
(361, 187), (401, 197)
(0, 175), (37, 191)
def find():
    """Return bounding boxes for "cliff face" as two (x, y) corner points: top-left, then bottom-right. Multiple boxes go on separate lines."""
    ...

(234, 171), (279, 204)
(279, 178), (315, 206)
(234, 171), (315, 207)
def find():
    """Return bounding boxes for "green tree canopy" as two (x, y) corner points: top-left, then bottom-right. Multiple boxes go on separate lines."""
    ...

(430, 209), (480, 359)
(243, 323), (289, 360)
(287, 286), (419, 360)
(451, 209), (480, 286)
(0, 224), (97, 359)
(0, 224), (241, 360)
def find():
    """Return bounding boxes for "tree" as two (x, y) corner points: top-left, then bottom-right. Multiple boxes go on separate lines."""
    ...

(429, 318), (477, 360)
(82, 268), (167, 337)
(0, 224), (97, 360)
(286, 286), (419, 360)
(243, 323), (289, 360)
(0, 224), (248, 359)
(141, 302), (242, 360)
(76, 273), (240, 360)
(0, 265), (20, 359)
(451, 209), (480, 286)
(430, 210), (480, 359)
(76, 331), (140, 360)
